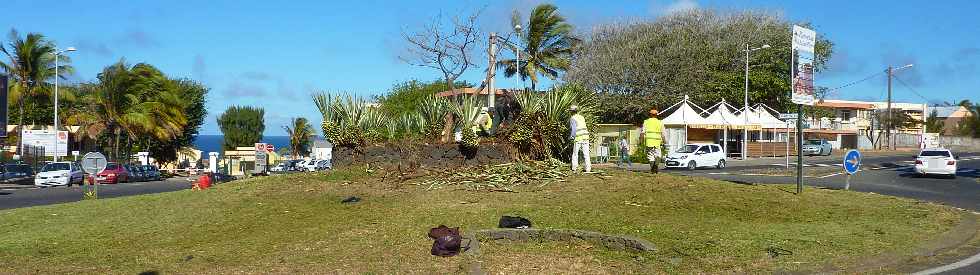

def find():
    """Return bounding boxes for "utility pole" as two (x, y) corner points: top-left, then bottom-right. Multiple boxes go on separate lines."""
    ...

(886, 66), (893, 150)
(487, 33), (497, 108)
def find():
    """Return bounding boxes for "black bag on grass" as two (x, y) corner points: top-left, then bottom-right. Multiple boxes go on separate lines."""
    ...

(498, 216), (532, 229)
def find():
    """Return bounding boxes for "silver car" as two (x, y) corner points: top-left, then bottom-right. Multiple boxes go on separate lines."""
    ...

(802, 139), (833, 156)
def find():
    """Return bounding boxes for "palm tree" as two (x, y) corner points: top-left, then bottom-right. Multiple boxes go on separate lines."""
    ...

(283, 117), (315, 159)
(66, 61), (187, 160)
(1, 29), (73, 153)
(496, 4), (580, 91)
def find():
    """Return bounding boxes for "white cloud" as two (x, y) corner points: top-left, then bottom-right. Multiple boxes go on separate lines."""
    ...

(652, 0), (699, 15)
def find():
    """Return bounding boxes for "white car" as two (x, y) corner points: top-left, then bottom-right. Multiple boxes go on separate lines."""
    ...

(665, 143), (726, 170)
(303, 159), (319, 172)
(914, 148), (957, 178)
(34, 162), (85, 187)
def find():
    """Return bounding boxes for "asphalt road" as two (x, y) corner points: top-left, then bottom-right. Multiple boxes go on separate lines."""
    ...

(0, 177), (193, 210)
(661, 152), (980, 274)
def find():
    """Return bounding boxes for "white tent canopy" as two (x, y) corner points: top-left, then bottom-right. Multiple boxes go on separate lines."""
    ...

(703, 100), (757, 129)
(752, 105), (789, 128)
(661, 96), (709, 126)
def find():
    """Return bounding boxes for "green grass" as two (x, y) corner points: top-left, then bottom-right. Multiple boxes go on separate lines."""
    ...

(0, 168), (961, 274)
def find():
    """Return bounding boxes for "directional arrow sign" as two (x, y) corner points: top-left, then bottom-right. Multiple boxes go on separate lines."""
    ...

(843, 149), (861, 175)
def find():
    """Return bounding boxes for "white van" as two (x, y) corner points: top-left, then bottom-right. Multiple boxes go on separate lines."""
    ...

(664, 143), (726, 170)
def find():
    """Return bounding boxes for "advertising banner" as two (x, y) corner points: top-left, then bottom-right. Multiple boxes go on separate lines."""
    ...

(22, 130), (69, 157)
(791, 25), (816, 105)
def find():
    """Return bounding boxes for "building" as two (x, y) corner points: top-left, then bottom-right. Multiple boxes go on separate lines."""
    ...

(312, 140), (333, 160)
(925, 106), (973, 135)
(812, 99), (927, 149)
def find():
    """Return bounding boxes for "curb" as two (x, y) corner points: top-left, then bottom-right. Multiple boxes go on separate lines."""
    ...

(802, 211), (979, 274)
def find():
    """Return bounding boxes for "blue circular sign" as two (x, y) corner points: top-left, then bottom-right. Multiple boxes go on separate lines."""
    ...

(843, 149), (861, 174)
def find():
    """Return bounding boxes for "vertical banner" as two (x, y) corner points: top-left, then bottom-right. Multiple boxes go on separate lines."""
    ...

(0, 75), (7, 137)
(791, 25), (816, 106)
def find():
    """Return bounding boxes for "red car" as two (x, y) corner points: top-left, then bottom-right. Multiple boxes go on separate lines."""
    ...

(96, 163), (130, 184)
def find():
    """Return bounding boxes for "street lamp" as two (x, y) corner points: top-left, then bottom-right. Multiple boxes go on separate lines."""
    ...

(53, 46), (76, 162)
(742, 44), (769, 160)
(885, 63), (913, 150)
(514, 24), (525, 92)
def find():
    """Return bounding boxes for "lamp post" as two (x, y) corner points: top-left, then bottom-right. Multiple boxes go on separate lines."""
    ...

(514, 24), (524, 92)
(885, 63), (913, 150)
(742, 44), (769, 160)
(53, 47), (76, 162)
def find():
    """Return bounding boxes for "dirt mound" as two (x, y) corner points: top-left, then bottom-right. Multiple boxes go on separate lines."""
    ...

(332, 142), (515, 171)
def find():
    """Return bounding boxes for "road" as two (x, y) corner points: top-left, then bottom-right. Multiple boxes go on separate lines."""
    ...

(0, 177), (193, 210)
(658, 151), (980, 274)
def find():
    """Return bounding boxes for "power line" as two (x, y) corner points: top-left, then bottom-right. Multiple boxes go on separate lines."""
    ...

(891, 75), (932, 103)
(827, 70), (887, 93)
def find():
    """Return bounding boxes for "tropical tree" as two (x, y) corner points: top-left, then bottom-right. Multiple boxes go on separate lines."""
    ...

(0, 29), (73, 152)
(217, 106), (265, 151)
(283, 117), (315, 159)
(957, 104), (980, 138)
(567, 9), (834, 124)
(497, 4), (580, 91)
(146, 79), (208, 164)
(66, 60), (188, 160)
(924, 109), (944, 134)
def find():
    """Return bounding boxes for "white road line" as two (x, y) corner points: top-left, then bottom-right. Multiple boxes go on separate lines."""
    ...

(818, 172), (843, 179)
(913, 251), (980, 275)
(902, 160), (916, 163)
(708, 172), (731, 175)
(814, 163), (832, 167)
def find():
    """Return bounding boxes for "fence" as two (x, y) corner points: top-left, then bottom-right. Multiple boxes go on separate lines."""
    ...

(938, 136), (980, 151)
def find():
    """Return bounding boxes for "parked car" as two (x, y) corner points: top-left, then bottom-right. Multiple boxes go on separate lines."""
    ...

(802, 139), (833, 156)
(665, 143), (726, 170)
(96, 162), (130, 184)
(315, 160), (331, 171)
(141, 165), (161, 181)
(914, 148), (957, 178)
(35, 162), (85, 187)
(302, 159), (319, 172)
(270, 163), (286, 172)
(1, 163), (34, 185)
(126, 164), (146, 182)
(212, 172), (236, 183)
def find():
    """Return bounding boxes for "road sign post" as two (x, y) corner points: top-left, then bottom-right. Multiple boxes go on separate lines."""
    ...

(81, 152), (108, 199)
(842, 149), (861, 190)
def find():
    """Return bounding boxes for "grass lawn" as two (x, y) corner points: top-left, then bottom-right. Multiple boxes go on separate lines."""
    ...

(0, 169), (961, 274)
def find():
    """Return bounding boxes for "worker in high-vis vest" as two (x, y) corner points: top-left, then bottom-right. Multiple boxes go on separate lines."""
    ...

(568, 105), (591, 173)
(641, 108), (666, 173)
(472, 107), (493, 136)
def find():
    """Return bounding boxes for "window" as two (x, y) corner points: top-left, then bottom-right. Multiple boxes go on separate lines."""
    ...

(710, 145), (720, 153)
(919, 150), (951, 157)
(41, 163), (70, 172)
(841, 110), (853, 120)
(676, 145), (700, 153)
(697, 146), (710, 154)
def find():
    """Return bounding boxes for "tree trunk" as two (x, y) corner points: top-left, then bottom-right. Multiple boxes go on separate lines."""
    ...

(16, 86), (26, 156)
(441, 76), (457, 143)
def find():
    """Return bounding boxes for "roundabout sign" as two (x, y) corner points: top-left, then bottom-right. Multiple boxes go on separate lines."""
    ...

(842, 149), (861, 190)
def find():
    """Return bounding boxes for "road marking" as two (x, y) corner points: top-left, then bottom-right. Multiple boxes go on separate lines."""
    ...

(902, 160), (916, 163)
(818, 172), (843, 179)
(708, 172), (731, 175)
(813, 163), (832, 167)
(913, 251), (980, 275)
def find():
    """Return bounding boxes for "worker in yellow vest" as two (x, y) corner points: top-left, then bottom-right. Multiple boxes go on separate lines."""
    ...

(641, 109), (666, 173)
(568, 105), (591, 173)
(472, 107), (493, 136)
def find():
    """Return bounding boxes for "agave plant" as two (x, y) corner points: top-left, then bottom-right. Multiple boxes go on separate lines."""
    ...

(448, 94), (487, 149)
(313, 92), (388, 148)
(508, 84), (598, 160)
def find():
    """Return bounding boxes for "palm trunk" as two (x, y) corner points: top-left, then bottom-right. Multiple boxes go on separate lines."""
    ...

(16, 86), (26, 156)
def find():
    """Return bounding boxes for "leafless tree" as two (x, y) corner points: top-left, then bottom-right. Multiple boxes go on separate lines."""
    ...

(400, 10), (482, 94)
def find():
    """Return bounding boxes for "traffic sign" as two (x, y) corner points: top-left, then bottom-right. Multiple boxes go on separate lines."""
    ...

(266, 144), (275, 153)
(842, 149), (861, 190)
(778, 113), (799, 120)
(843, 149), (861, 174)
(81, 152), (108, 175)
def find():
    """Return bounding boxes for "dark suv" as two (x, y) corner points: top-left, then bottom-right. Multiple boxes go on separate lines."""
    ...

(1, 163), (35, 185)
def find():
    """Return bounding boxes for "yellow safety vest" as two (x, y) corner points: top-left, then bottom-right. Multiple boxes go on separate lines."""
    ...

(471, 113), (492, 132)
(643, 117), (664, 147)
(571, 114), (589, 142)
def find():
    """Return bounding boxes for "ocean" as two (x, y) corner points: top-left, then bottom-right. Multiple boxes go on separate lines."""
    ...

(193, 135), (291, 154)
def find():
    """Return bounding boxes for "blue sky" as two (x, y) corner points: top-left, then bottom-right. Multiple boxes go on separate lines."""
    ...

(3, 0), (978, 135)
